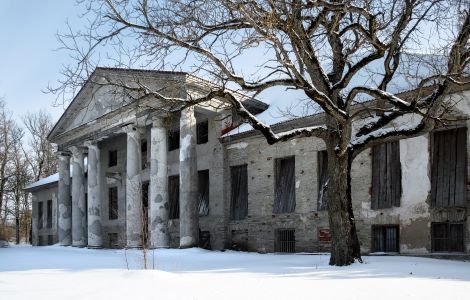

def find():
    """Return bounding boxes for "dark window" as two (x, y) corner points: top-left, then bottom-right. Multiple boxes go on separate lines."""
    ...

(198, 170), (210, 216)
(46, 200), (52, 228)
(274, 156), (296, 213)
(431, 127), (467, 208)
(372, 225), (399, 253)
(169, 175), (180, 219)
(47, 235), (54, 245)
(142, 182), (149, 245)
(38, 202), (43, 229)
(108, 233), (119, 248)
(39, 235), (45, 246)
(317, 150), (328, 211)
(431, 222), (464, 252)
(199, 230), (211, 250)
(230, 164), (248, 220)
(108, 150), (118, 167)
(371, 141), (402, 209)
(197, 120), (209, 144)
(108, 187), (118, 220)
(168, 130), (180, 151)
(231, 229), (248, 251)
(275, 229), (295, 253)
(141, 139), (148, 169)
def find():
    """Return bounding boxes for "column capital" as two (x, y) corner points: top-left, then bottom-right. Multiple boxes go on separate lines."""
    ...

(122, 123), (144, 135)
(69, 145), (87, 156)
(57, 150), (71, 157)
(152, 116), (165, 128)
(84, 140), (99, 149)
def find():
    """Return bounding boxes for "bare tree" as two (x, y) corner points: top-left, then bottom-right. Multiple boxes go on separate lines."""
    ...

(51, 0), (470, 265)
(23, 111), (57, 181)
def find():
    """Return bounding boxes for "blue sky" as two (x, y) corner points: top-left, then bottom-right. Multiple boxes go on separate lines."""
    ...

(0, 1), (81, 122)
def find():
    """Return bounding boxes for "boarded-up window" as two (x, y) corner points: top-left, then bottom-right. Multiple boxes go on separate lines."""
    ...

(168, 130), (180, 151)
(142, 182), (149, 245)
(275, 229), (295, 253)
(230, 164), (248, 220)
(317, 151), (328, 211)
(431, 127), (467, 208)
(274, 157), (296, 213)
(198, 170), (209, 216)
(38, 202), (43, 229)
(197, 120), (209, 144)
(46, 200), (53, 228)
(108, 150), (118, 167)
(372, 225), (399, 253)
(169, 175), (180, 219)
(371, 141), (402, 209)
(108, 187), (118, 220)
(431, 222), (464, 252)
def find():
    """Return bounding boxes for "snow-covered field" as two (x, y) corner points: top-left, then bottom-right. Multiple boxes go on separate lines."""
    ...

(1, 245), (469, 300)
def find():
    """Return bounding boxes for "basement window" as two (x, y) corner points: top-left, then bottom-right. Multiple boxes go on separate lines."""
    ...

(168, 175), (180, 219)
(199, 230), (211, 250)
(46, 200), (52, 229)
(38, 202), (43, 229)
(274, 156), (296, 213)
(197, 120), (209, 144)
(230, 164), (248, 220)
(431, 127), (467, 207)
(275, 229), (295, 253)
(108, 233), (119, 248)
(231, 229), (248, 251)
(108, 187), (118, 220)
(431, 222), (464, 252)
(108, 150), (118, 167)
(371, 141), (402, 209)
(372, 225), (399, 253)
(317, 150), (328, 211)
(47, 235), (54, 245)
(168, 129), (180, 151)
(198, 170), (210, 216)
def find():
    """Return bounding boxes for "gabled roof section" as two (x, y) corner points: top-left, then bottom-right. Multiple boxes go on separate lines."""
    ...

(48, 67), (269, 143)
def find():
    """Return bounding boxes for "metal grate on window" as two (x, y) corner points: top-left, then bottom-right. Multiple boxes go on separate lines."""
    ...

(275, 229), (295, 253)
(432, 222), (464, 252)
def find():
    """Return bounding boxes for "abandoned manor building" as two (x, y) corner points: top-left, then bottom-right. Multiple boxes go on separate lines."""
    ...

(25, 67), (470, 255)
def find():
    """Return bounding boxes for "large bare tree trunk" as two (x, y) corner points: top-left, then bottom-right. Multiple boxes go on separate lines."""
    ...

(326, 132), (362, 266)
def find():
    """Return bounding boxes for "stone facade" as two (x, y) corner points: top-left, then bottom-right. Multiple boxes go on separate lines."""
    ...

(26, 68), (470, 256)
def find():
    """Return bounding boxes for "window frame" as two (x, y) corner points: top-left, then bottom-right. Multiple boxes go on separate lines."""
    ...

(196, 120), (209, 144)
(273, 156), (296, 214)
(108, 186), (118, 220)
(230, 164), (248, 220)
(108, 150), (118, 167)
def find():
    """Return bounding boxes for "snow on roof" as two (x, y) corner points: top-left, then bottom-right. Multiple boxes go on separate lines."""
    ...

(24, 173), (59, 191)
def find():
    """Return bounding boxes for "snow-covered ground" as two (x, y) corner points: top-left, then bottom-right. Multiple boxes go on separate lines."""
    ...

(0, 245), (469, 300)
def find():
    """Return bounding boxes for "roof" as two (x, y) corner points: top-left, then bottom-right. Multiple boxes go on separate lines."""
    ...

(48, 67), (269, 143)
(24, 173), (59, 192)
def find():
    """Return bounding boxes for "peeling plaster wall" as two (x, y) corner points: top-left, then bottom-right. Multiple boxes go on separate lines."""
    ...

(31, 186), (59, 246)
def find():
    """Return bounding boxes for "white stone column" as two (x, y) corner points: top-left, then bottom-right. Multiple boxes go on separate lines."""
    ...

(58, 152), (72, 246)
(150, 117), (169, 248)
(179, 107), (199, 248)
(124, 125), (143, 248)
(86, 141), (102, 248)
(70, 146), (87, 247)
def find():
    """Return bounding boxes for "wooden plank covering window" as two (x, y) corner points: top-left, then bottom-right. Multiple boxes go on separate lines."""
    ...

(198, 170), (210, 216)
(38, 202), (43, 229)
(46, 200), (52, 229)
(371, 141), (402, 209)
(431, 222), (464, 252)
(372, 225), (399, 253)
(108, 187), (118, 220)
(230, 164), (248, 220)
(274, 156), (296, 213)
(317, 150), (328, 211)
(168, 175), (180, 219)
(431, 127), (467, 208)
